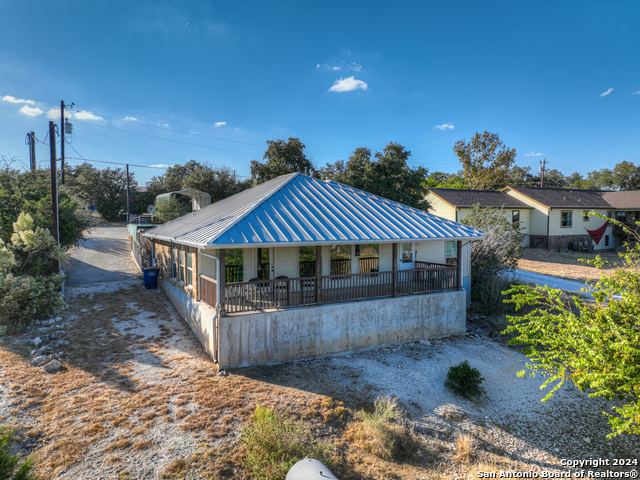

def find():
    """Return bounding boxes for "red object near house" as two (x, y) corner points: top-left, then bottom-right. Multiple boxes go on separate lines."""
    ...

(586, 221), (609, 245)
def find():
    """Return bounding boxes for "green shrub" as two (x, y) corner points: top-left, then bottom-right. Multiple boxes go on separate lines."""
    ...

(445, 361), (486, 399)
(0, 274), (64, 332)
(0, 427), (39, 480)
(471, 276), (521, 315)
(240, 405), (333, 480)
(345, 396), (419, 460)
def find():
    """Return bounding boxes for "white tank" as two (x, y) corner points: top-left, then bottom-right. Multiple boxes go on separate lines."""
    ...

(285, 458), (338, 480)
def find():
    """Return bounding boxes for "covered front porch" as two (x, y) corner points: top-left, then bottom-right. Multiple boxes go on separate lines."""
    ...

(198, 240), (464, 315)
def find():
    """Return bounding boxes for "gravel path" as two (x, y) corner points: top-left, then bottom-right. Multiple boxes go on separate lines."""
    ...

(66, 222), (140, 286)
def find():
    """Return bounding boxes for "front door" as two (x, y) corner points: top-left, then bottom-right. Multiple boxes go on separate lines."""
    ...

(399, 242), (414, 270)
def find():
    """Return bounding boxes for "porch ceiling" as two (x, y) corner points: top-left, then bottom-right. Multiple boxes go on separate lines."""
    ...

(144, 173), (485, 248)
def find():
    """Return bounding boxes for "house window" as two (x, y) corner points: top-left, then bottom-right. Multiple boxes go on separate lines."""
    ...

(561, 211), (572, 228)
(512, 210), (520, 223)
(446, 241), (458, 266)
(186, 247), (193, 286)
(179, 245), (186, 283)
(401, 243), (414, 263)
(616, 211), (627, 223)
(605, 235), (609, 247)
(172, 244), (179, 279)
(607, 211), (612, 218)
(583, 210), (589, 222)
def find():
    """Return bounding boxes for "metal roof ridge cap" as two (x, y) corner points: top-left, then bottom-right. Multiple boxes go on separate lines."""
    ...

(204, 173), (300, 246)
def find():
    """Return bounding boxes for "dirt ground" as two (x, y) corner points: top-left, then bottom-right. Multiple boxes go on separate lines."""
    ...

(518, 248), (623, 282)
(1, 284), (639, 480)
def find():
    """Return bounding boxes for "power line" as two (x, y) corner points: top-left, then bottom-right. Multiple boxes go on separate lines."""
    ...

(0, 115), (44, 131)
(74, 120), (267, 157)
(0, 126), (48, 142)
(88, 112), (344, 158)
(65, 156), (169, 170)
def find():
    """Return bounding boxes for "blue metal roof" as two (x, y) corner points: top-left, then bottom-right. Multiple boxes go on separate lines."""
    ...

(143, 173), (484, 248)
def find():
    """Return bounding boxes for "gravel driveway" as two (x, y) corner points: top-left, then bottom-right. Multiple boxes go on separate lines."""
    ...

(66, 222), (140, 286)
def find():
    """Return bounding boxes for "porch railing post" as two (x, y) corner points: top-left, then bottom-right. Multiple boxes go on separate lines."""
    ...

(219, 249), (226, 316)
(315, 245), (323, 305)
(392, 243), (398, 297)
(456, 241), (462, 290)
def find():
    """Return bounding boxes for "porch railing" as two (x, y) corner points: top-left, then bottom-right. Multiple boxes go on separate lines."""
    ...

(200, 274), (218, 308)
(222, 264), (458, 314)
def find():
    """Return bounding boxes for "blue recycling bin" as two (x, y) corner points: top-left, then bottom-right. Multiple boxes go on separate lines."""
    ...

(142, 267), (160, 289)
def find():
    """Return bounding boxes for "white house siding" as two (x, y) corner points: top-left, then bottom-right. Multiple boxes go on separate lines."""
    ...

(426, 194), (456, 221)
(415, 241), (446, 264)
(321, 246), (331, 275)
(379, 244), (393, 271)
(351, 245), (359, 273)
(199, 248), (218, 279)
(274, 247), (299, 277)
(504, 189), (549, 235)
(547, 209), (613, 250)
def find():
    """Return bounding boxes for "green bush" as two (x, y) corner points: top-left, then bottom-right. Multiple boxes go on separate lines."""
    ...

(240, 405), (333, 480)
(471, 276), (521, 315)
(0, 427), (39, 480)
(445, 361), (486, 399)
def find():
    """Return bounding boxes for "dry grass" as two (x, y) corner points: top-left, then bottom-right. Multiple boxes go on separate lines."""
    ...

(452, 433), (475, 464)
(518, 248), (622, 282)
(344, 396), (419, 461)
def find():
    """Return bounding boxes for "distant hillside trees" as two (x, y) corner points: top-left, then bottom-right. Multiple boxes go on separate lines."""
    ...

(322, 142), (430, 210)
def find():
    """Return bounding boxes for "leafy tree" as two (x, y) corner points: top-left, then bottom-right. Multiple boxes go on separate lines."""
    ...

(0, 167), (90, 249)
(322, 143), (429, 210)
(612, 161), (640, 191)
(250, 137), (315, 184)
(505, 165), (538, 187)
(424, 171), (467, 189)
(461, 204), (525, 288)
(66, 163), (136, 221)
(153, 197), (191, 224)
(564, 171), (584, 188)
(504, 214), (640, 436)
(586, 168), (615, 190)
(542, 168), (567, 187)
(454, 131), (517, 190)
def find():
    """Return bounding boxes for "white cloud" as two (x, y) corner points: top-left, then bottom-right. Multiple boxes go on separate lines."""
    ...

(433, 123), (454, 131)
(123, 116), (138, 121)
(347, 62), (362, 72)
(19, 105), (43, 116)
(157, 122), (169, 127)
(633, 90), (640, 95)
(75, 110), (102, 121)
(523, 151), (542, 157)
(329, 76), (368, 92)
(600, 87), (614, 97)
(47, 107), (61, 119)
(150, 164), (170, 168)
(332, 66), (341, 70)
(2, 95), (36, 105)
(214, 122), (226, 127)
(317, 62), (362, 72)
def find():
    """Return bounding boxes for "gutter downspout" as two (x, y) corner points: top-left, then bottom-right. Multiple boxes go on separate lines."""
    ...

(199, 248), (221, 364)
(547, 208), (552, 250)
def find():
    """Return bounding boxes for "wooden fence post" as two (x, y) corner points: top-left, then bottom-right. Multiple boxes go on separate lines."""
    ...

(392, 243), (398, 297)
(456, 241), (462, 290)
(315, 245), (323, 305)
(219, 249), (226, 316)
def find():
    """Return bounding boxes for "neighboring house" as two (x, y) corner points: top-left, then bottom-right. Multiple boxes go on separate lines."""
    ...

(426, 189), (533, 247)
(428, 186), (640, 251)
(143, 173), (484, 368)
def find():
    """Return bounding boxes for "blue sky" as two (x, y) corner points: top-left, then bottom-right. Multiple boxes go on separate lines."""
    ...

(0, 1), (639, 185)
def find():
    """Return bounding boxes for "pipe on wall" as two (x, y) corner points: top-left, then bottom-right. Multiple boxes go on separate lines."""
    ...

(199, 248), (221, 363)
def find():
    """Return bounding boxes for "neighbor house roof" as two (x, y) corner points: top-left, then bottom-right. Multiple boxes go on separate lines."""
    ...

(143, 173), (484, 248)
(600, 191), (640, 209)
(503, 186), (612, 209)
(428, 188), (533, 209)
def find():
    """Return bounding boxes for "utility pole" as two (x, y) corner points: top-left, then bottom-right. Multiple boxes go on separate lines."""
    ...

(60, 101), (74, 184)
(539, 158), (547, 187)
(126, 164), (130, 223)
(28, 131), (36, 171)
(49, 121), (60, 273)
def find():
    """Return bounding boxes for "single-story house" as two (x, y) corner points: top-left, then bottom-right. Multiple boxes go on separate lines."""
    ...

(427, 186), (640, 251)
(426, 189), (533, 247)
(143, 173), (484, 368)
